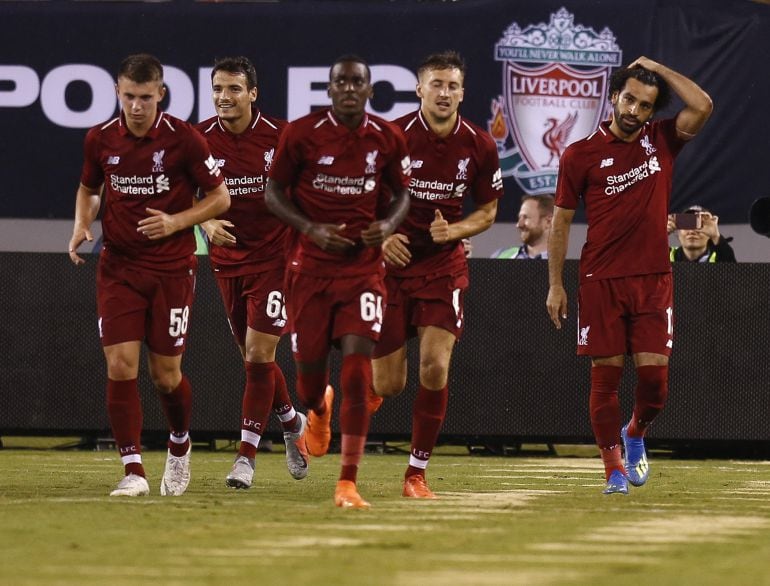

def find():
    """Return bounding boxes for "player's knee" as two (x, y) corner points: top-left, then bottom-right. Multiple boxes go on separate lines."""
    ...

(150, 370), (183, 394)
(374, 380), (405, 398)
(105, 355), (138, 381)
(419, 359), (449, 390)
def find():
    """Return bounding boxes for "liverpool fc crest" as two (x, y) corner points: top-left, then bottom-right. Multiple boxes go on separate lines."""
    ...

(488, 8), (623, 194)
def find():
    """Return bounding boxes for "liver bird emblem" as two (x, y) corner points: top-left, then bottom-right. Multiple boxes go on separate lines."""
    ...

(542, 111), (578, 167)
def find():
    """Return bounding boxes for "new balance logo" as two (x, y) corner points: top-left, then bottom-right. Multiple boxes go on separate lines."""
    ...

(174, 338), (184, 347)
(272, 318), (286, 327)
(107, 156), (120, 165)
(600, 158), (614, 168)
(410, 159), (423, 169)
(317, 155), (334, 165)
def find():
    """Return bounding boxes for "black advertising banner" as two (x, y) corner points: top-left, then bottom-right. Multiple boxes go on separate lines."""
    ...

(1, 0), (768, 222)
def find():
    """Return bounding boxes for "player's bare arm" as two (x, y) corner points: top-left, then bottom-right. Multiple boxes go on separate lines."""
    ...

(546, 205), (575, 329)
(265, 177), (355, 252)
(361, 186), (410, 248)
(430, 199), (498, 244)
(201, 218), (237, 247)
(138, 183), (230, 241)
(69, 183), (102, 265)
(629, 57), (713, 139)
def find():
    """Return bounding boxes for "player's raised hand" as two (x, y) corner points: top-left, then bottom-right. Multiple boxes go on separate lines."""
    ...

(202, 218), (237, 247)
(138, 207), (182, 240)
(307, 223), (355, 252)
(68, 225), (94, 266)
(430, 209), (451, 244)
(382, 233), (411, 267)
(546, 285), (568, 329)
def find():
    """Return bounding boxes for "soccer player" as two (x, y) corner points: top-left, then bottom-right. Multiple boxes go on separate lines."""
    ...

(546, 56), (712, 494)
(492, 194), (553, 259)
(196, 56), (309, 489)
(265, 54), (411, 509)
(372, 51), (503, 499)
(68, 53), (230, 497)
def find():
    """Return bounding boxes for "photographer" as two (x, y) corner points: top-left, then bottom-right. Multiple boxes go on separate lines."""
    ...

(668, 205), (736, 262)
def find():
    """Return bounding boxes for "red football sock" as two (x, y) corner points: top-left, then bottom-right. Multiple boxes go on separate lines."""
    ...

(589, 365), (624, 479)
(339, 434), (367, 483)
(272, 363), (298, 432)
(107, 378), (145, 477)
(339, 353), (372, 438)
(627, 365), (669, 438)
(296, 369), (329, 414)
(158, 375), (192, 457)
(238, 361), (276, 459)
(405, 385), (448, 479)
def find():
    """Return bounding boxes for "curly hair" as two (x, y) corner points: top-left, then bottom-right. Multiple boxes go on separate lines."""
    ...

(608, 65), (671, 111)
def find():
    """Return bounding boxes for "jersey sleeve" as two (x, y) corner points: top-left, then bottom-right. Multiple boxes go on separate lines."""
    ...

(382, 126), (412, 191)
(79, 127), (104, 189)
(656, 117), (688, 159)
(555, 145), (583, 210)
(185, 127), (224, 193)
(268, 122), (302, 188)
(471, 135), (504, 205)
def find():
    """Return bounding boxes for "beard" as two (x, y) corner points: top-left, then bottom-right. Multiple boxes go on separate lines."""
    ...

(613, 103), (645, 135)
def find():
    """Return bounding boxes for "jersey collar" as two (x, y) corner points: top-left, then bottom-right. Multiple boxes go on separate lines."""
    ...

(118, 109), (164, 139)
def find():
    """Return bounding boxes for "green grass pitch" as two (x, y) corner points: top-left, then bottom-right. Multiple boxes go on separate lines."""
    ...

(2, 441), (770, 586)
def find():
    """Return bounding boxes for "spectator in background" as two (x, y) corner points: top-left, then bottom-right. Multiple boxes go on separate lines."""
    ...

(492, 194), (553, 259)
(668, 205), (736, 262)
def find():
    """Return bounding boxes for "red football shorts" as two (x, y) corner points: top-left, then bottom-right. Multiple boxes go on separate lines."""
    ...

(576, 272), (673, 357)
(286, 271), (386, 363)
(373, 270), (469, 358)
(214, 268), (288, 345)
(96, 254), (197, 356)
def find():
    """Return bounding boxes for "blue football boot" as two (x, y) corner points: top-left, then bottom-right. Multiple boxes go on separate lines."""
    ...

(622, 424), (649, 487)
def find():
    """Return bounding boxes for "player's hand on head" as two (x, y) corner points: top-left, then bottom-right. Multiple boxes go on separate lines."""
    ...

(430, 209), (451, 244)
(307, 223), (355, 252)
(382, 233), (411, 267)
(360, 219), (394, 248)
(137, 208), (181, 240)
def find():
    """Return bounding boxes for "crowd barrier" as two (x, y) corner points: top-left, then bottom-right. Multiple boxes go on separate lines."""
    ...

(2, 253), (768, 455)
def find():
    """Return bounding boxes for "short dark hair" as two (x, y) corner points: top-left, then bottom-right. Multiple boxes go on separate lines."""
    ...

(522, 194), (555, 217)
(211, 56), (258, 90)
(417, 50), (466, 80)
(118, 54), (163, 84)
(608, 65), (671, 111)
(329, 54), (371, 83)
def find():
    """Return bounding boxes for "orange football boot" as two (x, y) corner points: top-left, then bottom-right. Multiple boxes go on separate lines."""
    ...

(367, 385), (384, 415)
(334, 480), (371, 509)
(402, 474), (437, 499)
(306, 385), (334, 457)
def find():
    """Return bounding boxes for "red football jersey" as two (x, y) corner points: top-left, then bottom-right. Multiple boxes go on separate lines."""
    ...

(390, 110), (503, 277)
(81, 110), (223, 274)
(556, 118), (687, 283)
(269, 109), (412, 278)
(196, 110), (289, 276)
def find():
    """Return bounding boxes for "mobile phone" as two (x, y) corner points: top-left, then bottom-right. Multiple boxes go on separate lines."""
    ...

(674, 213), (702, 230)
